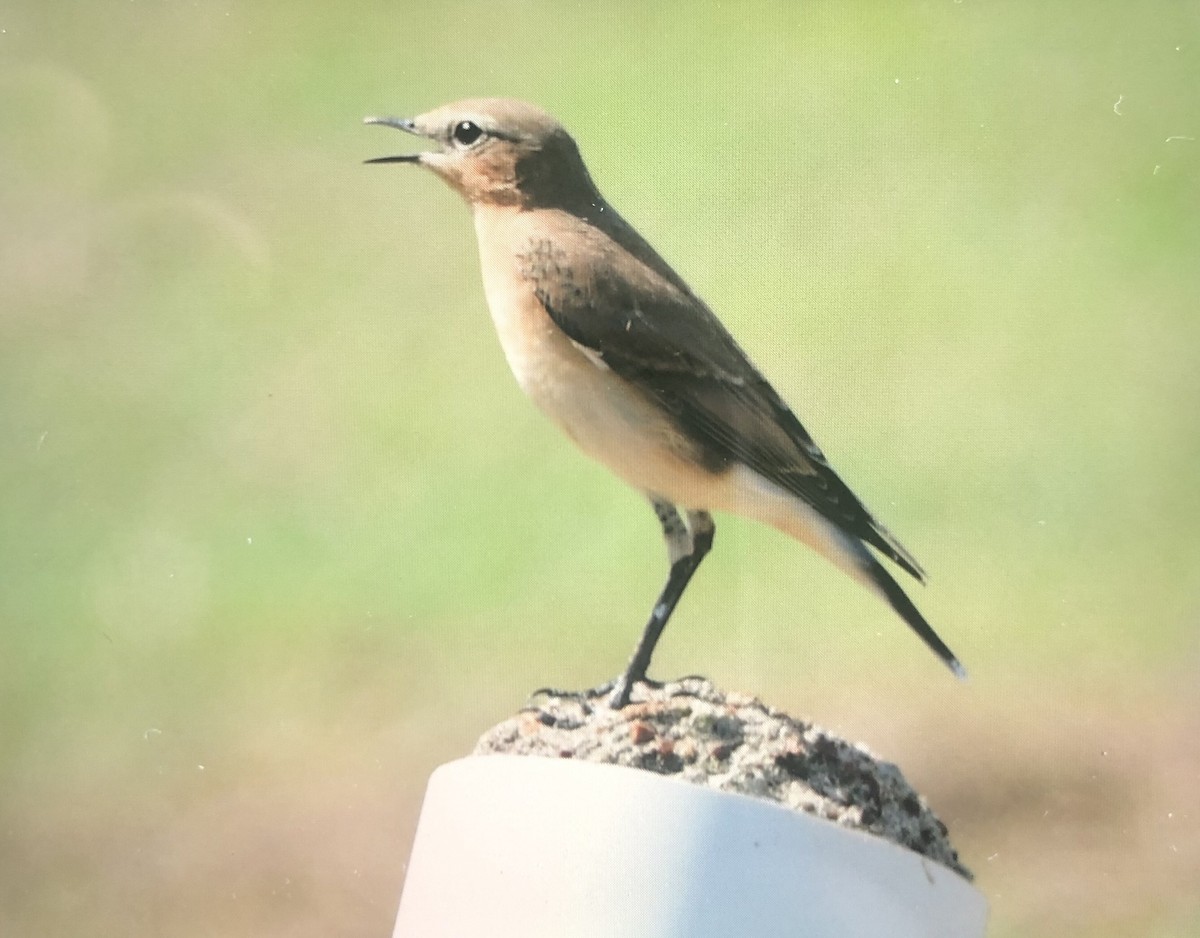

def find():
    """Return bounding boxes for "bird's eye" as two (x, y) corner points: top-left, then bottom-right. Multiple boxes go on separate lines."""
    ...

(451, 120), (484, 146)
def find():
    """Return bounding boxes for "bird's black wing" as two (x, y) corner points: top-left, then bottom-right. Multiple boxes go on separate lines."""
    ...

(518, 224), (926, 582)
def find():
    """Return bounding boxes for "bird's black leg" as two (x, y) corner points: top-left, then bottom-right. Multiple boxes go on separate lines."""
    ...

(609, 502), (714, 708)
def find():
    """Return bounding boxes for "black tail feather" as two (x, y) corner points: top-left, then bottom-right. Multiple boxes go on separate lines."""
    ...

(865, 555), (965, 679)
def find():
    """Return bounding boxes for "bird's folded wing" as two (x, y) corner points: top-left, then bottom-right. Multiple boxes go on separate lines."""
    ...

(525, 234), (926, 582)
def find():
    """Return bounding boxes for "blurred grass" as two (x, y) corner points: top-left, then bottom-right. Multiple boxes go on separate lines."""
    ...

(2, 1), (1198, 936)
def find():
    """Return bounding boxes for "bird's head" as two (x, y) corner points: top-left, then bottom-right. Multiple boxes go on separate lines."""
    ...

(365, 98), (601, 211)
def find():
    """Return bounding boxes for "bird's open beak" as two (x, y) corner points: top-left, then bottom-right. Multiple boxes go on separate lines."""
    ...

(363, 116), (427, 164)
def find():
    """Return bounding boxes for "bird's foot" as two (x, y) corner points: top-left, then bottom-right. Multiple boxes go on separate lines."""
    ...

(668, 674), (714, 691)
(524, 685), (601, 710)
(607, 673), (669, 709)
(608, 677), (634, 709)
(608, 673), (718, 707)
(526, 675), (667, 710)
(524, 680), (620, 710)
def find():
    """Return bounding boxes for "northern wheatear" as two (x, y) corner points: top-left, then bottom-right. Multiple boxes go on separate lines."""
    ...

(365, 99), (964, 707)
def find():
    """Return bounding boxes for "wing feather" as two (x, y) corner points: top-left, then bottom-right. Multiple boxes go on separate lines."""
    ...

(517, 217), (925, 581)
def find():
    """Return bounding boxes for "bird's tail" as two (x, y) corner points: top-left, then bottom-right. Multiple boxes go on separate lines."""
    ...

(720, 467), (964, 676)
(858, 549), (966, 679)
(766, 496), (964, 677)
(865, 517), (927, 584)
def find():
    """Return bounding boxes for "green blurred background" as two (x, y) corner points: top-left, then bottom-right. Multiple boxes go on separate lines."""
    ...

(2, 2), (1197, 935)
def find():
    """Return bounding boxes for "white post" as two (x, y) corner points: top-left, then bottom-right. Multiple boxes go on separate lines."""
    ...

(394, 755), (988, 937)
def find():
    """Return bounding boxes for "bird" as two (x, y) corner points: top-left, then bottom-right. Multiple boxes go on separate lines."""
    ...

(364, 98), (964, 707)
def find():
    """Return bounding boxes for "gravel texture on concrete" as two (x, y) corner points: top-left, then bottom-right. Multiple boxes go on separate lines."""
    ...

(474, 677), (971, 880)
